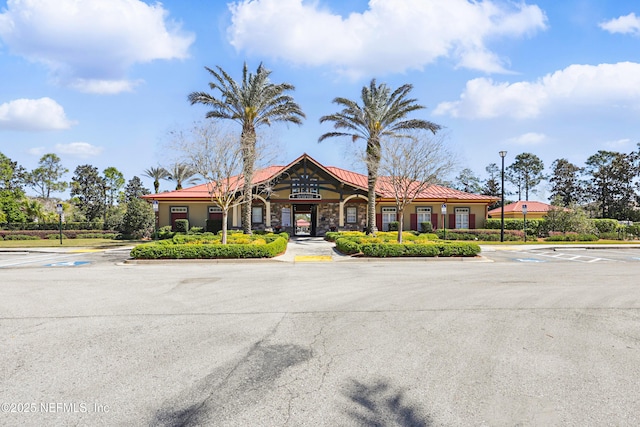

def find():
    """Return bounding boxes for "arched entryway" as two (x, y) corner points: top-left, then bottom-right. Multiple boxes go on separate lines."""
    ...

(293, 204), (317, 236)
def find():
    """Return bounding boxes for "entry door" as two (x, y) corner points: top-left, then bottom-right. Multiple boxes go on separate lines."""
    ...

(293, 204), (317, 237)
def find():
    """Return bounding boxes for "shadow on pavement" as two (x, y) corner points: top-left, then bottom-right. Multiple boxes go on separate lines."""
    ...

(343, 378), (433, 427)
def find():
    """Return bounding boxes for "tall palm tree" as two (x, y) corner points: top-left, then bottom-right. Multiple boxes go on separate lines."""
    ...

(319, 79), (441, 234)
(167, 163), (200, 190)
(142, 166), (169, 194)
(188, 63), (305, 234)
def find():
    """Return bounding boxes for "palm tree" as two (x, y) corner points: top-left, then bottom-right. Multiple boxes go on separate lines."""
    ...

(142, 166), (169, 194)
(319, 79), (441, 234)
(167, 163), (200, 190)
(188, 63), (305, 234)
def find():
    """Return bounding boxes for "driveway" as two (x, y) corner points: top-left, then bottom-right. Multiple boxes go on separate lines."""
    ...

(1, 245), (639, 426)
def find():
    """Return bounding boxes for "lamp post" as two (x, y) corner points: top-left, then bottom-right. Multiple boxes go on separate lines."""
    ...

(441, 203), (447, 240)
(499, 151), (507, 242)
(522, 203), (527, 243)
(152, 200), (159, 240)
(56, 203), (63, 245)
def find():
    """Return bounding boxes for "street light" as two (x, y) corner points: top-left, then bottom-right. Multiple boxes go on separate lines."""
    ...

(522, 203), (528, 243)
(441, 203), (447, 240)
(499, 151), (507, 242)
(152, 200), (159, 240)
(56, 203), (63, 245)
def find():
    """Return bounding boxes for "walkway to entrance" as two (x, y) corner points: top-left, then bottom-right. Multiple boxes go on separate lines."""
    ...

(274, 236), (342, 262)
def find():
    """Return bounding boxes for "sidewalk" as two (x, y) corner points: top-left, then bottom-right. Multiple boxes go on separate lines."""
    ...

(273, 236), (346, 262)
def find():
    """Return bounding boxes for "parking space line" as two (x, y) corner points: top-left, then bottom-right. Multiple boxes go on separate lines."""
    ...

(0, 253), (84, 268)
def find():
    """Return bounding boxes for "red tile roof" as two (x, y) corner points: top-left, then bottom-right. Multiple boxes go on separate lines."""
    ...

(488, 200), (553, 215)
(143, 154), (498, 202)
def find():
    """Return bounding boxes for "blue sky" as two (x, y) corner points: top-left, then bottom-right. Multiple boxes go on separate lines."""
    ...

(1, 0), (640, 198)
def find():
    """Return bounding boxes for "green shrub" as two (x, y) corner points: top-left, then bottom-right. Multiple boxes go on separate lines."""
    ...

(335, 237), (362, 254)
(76, 233), (118, 239)
(596, 232), (620, 240)
(4, 234), (40, 240)
(0, 235), (3, 240)
(189, 226), (204, 234)
(130, 235), (287, 259)
(387, 221), (399, 232)
(46, 233), (67, 239)
(545, 232), (598, 242)
(174, 219), (189, 233)
(420, 222), (433, 233)
(206, 218), (222, 233)
(591, 219), (619, 234)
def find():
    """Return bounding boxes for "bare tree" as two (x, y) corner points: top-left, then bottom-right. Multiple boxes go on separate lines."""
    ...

(376, 131), (455, 243)
(168, 122), (277, 244)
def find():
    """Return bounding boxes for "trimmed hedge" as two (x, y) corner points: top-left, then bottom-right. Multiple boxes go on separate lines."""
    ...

(545, 233), (598, 242)
(130, 233), (288, 259)
(0, 230), (118, 240)
(436, 229), (523, 241)
(0, 222), (104, 231)
(332, 232), (480, 257)
(46, 233), (67, 240)
(3, 234), (40, 240)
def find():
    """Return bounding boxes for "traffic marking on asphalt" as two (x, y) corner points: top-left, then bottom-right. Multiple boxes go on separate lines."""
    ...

(45, 261), (91, 267)
(515, 258), (546, 263)
(294, 255), (332, 262)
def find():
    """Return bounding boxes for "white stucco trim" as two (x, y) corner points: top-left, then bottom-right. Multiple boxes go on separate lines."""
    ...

(339, 194), (368, 227)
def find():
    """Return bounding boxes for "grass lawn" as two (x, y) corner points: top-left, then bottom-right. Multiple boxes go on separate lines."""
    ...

(0, 239), (142, 249)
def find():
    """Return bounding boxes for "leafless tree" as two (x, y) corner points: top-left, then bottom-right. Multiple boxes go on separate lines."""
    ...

(376, 131), (456, 243)
(168, 122), (277, 243)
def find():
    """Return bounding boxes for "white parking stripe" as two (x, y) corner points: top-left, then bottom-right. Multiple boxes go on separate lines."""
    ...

(0, 252), (84, 268)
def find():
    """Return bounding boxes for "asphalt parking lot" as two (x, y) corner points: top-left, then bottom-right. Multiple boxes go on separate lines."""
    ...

(1, 245), (639, 426)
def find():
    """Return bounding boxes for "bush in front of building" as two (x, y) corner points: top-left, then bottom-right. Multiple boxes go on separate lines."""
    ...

(130, 233), (288, 259)
(420, 222), (433, 233)
(46, 233), (67, 239)
(174, 219), (189, 233)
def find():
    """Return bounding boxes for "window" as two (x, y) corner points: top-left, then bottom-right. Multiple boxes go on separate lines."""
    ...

(346, 207), (357, 223)
(417, 207), (431, 224)
(381, 207), (396, 231)
(208, 206), (222, 213)
(252, 206), (263, 224)
(455, 207), (469, 229)
(170, 207), (188, 213)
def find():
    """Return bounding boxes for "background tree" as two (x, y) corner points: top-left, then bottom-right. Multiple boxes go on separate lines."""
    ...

(143, 166), (169, 194)
(70, 165), (106, 222)
(20, 198), (46, 223)
(376, 132), (454, 242)
(166, 163), (199, 190)
(482, 163), (502, 209)
(319, 79), (441, 234)
(103, 167), (125, 206)
(189, 62), (305, 234)
(25, 153), (68, 198)
(549, 158), (584, 207)
(0, 152), (27, 222)
(124, 176), (150, 203)
(506, 152), (545, 201)
(454, 168), (482, 193)
(585, 150), (636, 219)
(121, 198), (154, 239)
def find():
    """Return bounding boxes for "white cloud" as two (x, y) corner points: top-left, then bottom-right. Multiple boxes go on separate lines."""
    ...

(28, 147), (47, 156)
(55, 142), (104, 158)
(507, 132), (547, 146)
(0, 97), (76, 131)
(599, 13), (640, 36)
(227, 0), (546, 77)
(604, 138), (632, 149)
(0, 0), (194, 94)
(434, 62), (640, 119)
